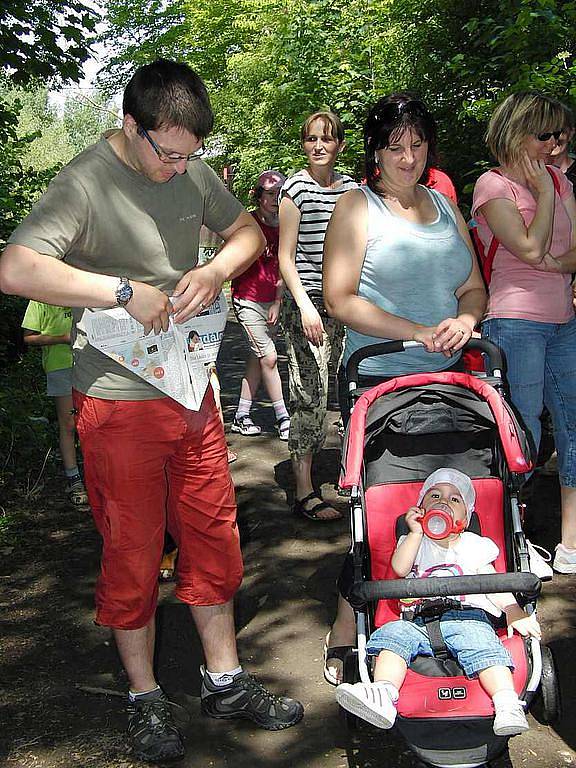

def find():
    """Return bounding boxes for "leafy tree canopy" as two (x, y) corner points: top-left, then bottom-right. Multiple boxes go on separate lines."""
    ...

(100, 0), (576, 205)
(1, 0), (98, 85)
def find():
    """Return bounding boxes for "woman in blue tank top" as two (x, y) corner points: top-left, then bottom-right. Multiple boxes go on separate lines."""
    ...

(324, 94), (486, 418)
(321, 94), (486, 685)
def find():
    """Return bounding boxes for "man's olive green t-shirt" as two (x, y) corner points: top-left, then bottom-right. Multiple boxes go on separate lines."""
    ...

(8, 135), (243, 400)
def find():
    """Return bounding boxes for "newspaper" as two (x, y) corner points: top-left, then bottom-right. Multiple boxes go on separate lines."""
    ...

(84, 292), (228, 411)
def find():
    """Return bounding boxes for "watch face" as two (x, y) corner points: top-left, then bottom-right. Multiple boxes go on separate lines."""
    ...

(116, 281), (133, 305)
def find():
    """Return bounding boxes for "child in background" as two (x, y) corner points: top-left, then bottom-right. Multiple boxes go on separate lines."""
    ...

(336, 468), (540, 736)
(22, 301), (89, 508)
(231, 170), (290, 440)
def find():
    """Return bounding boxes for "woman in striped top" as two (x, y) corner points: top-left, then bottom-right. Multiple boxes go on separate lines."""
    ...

(279, 111), (357, 521)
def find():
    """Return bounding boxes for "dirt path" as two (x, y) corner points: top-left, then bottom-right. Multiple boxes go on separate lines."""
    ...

(1, 317), (575, 768)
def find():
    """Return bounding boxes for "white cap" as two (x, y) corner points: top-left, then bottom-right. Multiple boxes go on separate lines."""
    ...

(417, 468), (475, 522)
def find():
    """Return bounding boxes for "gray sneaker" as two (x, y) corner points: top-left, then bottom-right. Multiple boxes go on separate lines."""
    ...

(200, 669), (304, 730)
(127, 690), (185, 763)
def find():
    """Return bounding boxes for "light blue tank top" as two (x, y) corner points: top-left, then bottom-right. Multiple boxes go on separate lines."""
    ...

(343, 185), (472, 377)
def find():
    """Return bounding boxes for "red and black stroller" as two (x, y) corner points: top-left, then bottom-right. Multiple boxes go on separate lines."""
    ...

(338, 339), (560, 768)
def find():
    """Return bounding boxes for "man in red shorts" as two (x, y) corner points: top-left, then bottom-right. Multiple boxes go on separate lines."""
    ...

(0, 59), (303, 763)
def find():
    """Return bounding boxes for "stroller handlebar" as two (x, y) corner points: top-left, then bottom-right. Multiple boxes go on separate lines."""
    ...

(345, 339), (505, 384)
(350, 572), (541, 604)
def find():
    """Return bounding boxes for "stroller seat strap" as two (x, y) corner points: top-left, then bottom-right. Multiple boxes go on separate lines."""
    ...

(424, 618), (449, 659)
(403, 598), (465, 660)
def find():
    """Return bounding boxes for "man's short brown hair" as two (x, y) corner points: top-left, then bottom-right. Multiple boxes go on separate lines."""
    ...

(123, 59), (214, 138)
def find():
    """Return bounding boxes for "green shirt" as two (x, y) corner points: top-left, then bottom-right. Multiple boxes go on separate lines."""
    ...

(9, 134), (243, 399)
(21, 301), (73, 373)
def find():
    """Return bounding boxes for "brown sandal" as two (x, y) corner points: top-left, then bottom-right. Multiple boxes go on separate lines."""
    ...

(293, 492), (343, 522)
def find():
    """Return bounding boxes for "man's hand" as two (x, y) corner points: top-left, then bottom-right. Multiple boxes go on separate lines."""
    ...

(171, 261), (226, 323)
(126, 282), (173, 335)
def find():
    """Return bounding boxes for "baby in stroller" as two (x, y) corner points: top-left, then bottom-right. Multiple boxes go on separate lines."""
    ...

(336, 468), (541, 737)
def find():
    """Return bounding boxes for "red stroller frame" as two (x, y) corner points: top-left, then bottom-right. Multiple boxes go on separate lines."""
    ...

(338, 339), (560, 768)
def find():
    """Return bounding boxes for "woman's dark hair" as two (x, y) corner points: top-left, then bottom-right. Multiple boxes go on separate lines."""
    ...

(364, 93), (438, 196)
(123, 58), (214, 138)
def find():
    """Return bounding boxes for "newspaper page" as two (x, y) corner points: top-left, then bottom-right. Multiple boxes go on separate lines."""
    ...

(84, 292), (228, 411)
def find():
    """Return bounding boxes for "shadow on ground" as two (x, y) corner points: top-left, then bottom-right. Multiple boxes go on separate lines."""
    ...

(1, 316), (575, 768)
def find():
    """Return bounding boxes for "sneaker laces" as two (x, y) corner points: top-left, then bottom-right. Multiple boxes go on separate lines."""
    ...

(236, 673), (285, 705)
(129, 695), (188, 731)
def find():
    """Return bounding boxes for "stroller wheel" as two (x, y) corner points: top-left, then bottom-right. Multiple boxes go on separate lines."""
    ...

(540, 644), (561, 723)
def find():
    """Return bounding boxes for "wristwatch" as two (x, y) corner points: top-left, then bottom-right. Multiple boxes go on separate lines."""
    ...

(115, 276), (133, 307)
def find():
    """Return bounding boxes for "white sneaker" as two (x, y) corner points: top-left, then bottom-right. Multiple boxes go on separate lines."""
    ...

(493, 703), (529, 736)
(231, 415), (262, 436)
(553, 543), (576, 574)
(335, 682), (397, 729)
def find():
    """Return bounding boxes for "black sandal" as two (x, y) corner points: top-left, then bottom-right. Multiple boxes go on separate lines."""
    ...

(323, 634), (354, 685)
(293, 491), (343, 522)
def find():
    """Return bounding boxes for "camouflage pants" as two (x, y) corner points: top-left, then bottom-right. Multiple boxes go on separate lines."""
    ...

(281, 295), (344, 458)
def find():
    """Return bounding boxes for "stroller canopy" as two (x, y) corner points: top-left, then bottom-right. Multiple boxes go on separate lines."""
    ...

(341, 372), (533, 489)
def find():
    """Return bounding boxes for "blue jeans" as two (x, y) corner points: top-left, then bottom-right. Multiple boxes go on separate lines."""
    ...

(366, 609), (513, 677)
(482, 317), (576, 487)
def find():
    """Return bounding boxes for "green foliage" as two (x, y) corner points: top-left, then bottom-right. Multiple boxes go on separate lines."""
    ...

(0, 81), (120, 247)
(0, 319), (58, 519)
(1, 0), (97, 85)
(0, 0), (101, 244)
(0, 94), (58, 247)
(99, 0), (576, 207)
(62, 91), (120, 154)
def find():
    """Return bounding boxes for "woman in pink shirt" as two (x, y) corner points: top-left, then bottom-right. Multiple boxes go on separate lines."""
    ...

(472, 91), (576, 574)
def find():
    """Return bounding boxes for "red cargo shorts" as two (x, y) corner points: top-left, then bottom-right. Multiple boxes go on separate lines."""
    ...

(73, 388), (243, 630)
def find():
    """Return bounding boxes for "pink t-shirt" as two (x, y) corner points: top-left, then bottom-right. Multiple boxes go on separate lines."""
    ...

(230, 212), (280, 303)
(472, 166), (574, 323)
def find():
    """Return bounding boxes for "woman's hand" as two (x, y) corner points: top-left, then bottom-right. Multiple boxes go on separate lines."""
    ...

(300, 304), (324, 347)
(412, 325), (439, 352)
(432, 317), (474, 354)
(520, 153), (554, 200)
(267, 299), (281, 325)
(533, 252), (562, 272)
(413, 318), (472, 357)
(406, 506), (425, 534)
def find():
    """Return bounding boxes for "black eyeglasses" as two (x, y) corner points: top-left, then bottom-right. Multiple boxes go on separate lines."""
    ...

(137, 125), (205, 163)
(536, 130), (562, 142)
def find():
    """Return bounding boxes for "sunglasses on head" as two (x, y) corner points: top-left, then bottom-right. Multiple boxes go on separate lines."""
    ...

(371, 99), (428, 124)
(536, 130), (562, 142)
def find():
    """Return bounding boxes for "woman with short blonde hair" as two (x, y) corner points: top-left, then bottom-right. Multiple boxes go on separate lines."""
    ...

(473, 90), (576, 574)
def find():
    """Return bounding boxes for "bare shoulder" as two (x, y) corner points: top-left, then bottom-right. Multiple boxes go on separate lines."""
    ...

(334, 186), (367, 214)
